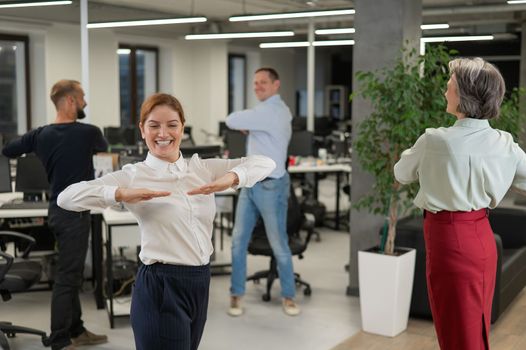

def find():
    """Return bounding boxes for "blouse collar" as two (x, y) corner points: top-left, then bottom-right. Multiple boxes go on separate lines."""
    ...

(144, 152), (187, 173)
(453, 118), (490, 129)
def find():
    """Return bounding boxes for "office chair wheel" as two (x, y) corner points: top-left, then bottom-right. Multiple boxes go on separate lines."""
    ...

(262, 293), (271, 302)
(6, 331), (16, 338)
(303, 287), (312, 296)
(252, 279), (260, 284)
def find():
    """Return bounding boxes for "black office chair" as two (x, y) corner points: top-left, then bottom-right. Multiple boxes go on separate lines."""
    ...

(246, 185), (314, 301)
(0, 231), (48, 349)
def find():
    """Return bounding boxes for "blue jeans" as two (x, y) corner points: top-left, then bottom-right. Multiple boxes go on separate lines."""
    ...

(230, 173), (295, 298)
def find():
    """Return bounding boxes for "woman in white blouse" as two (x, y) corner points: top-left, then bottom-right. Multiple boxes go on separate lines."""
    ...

(58, 93), (275, 350)
(394, 58), (526, 350)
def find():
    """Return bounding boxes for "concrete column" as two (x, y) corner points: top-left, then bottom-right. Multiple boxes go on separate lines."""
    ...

(348, 0), (422, 296)
(520, 21), (526, 147)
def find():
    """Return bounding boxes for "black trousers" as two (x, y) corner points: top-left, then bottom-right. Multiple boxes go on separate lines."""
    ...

(46, 203), (90, 350)
(130, 263), (211, 350)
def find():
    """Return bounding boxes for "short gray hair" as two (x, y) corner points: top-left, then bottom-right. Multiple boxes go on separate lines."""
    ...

(448, 57), (505, 120)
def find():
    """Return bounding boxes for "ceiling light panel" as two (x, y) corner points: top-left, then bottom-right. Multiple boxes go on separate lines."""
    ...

(230, 8), (355, 22)
(0, 0), (72, 8)
(87, 17), (207, 29)
(185, 31), (294, 40)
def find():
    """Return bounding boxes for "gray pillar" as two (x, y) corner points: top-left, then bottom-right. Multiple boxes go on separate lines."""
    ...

(348, 0), (422, 296)
(520, 21), (526, 147)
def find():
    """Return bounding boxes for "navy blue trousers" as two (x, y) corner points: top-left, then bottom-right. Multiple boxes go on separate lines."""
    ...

(130, 263), (211, 350)
(46, 204), (90, 350)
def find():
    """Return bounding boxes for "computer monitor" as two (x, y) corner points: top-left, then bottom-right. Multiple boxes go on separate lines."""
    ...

(15, 153), (50, 202)
(288, 130), (314, 157)
(121, 126), (139, 146)
(224, 130), (246, 158)
(180, 145), (221, 159)
(103, 126), (122, 145)
(104, 126), (139, 146)
(0, 155), (12, 193)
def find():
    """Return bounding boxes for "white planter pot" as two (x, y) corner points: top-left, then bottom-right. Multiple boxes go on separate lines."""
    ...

(358, 247), (416, 337)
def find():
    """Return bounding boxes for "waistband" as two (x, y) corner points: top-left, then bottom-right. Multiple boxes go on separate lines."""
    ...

(141, 262), (210, 276)
(424, 208), (488, 222)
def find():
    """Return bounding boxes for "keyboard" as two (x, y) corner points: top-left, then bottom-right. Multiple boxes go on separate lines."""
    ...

(0, 201), (49, 210)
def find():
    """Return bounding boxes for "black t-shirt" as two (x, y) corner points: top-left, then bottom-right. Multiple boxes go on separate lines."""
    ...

(2, 122), (108, 202)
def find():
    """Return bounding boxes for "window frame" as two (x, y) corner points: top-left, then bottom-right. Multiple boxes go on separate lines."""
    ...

(228, 53), (247, 114)
(0, 33), (31, 132)
(118, 44), (159, 126)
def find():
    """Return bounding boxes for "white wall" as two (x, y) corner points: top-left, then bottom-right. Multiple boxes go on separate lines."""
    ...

(44, 23), (82, 122)
(261, 49), (297, 116)
(173, 41), (228, 144)
(88, 29), (119, 128)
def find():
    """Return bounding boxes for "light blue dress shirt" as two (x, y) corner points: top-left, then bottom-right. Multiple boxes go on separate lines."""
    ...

(226, 94), (292, 179)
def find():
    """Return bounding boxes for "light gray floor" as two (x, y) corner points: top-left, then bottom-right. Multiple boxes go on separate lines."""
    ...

(1, 228), (360, 350)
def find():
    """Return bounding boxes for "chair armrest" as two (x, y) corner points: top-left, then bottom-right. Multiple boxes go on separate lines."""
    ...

(0, 230), (36, 259)
(0, 250), (14, 282)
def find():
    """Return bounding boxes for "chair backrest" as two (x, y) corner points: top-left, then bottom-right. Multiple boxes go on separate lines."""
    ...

(224, 130), (247, 158)
(0, 231), (42, 299)
(249, 185), (305, 255)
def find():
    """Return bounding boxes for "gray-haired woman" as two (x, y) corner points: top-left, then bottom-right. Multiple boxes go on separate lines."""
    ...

(394, 57), (526, 349)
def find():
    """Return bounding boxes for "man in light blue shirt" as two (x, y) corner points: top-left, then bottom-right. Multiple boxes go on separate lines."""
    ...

(226, 67), (299, 316)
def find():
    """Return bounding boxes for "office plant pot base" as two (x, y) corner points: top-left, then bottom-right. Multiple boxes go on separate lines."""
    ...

(358, 247), (416, 337)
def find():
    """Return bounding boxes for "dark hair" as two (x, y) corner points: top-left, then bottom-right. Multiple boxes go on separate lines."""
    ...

(140, 93), (186, 125)
(255, 67), (280, 82)
(50, 79), (81, 108)
(448, 58), (505, 120)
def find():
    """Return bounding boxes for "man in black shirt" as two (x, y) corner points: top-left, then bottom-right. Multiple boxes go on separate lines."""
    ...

(3, 80), (108, 350)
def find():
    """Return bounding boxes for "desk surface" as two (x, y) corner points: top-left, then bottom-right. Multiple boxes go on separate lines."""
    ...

(0, 192), (47, 218)
(288, 163), (351, 173)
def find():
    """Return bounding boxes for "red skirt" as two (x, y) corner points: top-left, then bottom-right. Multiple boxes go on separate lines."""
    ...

(424, 209), (497, 350)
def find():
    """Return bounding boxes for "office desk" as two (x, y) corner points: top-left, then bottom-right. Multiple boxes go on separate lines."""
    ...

(288, 163), (352, 231)
(0, 192), (107, 309)
(101, 207), (137, 328)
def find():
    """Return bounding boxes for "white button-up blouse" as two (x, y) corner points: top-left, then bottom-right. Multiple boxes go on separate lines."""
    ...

(57, 152), (276, 266)
(394, 118), (526, 213)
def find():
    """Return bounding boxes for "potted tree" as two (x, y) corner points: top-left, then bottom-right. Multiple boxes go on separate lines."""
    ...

(352, 45), (526, 337)
(351, 44), (454, 337)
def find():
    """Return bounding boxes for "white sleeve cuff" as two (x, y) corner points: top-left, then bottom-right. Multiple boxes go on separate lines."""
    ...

(231, 168), (247, 189)
(104, 186), (119, 205)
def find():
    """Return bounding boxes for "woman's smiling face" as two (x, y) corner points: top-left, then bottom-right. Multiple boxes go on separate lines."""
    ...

(139, 104), (184, 163)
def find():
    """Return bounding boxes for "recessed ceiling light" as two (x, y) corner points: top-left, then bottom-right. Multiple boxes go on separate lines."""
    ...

(0, 0), (72, 8)
(87, 17), (207, 29)
(260, 40), (354, 48)
(421, 24), (449, 30)
(185, 31), (294, 40)
(315, 28), (355, 35)
(230, 8), (355, 22)
(421, 35), (494, 43)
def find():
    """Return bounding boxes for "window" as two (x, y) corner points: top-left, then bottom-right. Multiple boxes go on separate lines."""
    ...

(228, 54), (246, 113)
(0, 34), (30, 136)
(118, 45), (158, 126)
